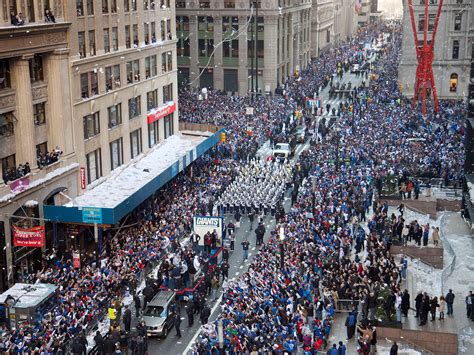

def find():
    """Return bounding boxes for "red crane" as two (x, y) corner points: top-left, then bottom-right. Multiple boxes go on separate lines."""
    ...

(407, 0), (443, 115)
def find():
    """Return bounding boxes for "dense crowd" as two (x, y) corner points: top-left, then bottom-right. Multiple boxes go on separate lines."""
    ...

(0, 20), (466, 354)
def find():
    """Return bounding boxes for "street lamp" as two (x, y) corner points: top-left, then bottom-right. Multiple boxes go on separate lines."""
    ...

(279, 226), (285, 269)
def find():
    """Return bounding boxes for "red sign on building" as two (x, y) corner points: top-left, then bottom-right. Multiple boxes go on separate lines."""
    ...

(147, 102), (176, 124)
(80, 167), (86, 190)
(73, 252), (81, 268)
(12, 225), (45, 248)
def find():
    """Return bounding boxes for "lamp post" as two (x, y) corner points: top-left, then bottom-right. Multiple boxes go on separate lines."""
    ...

(279, 226), (285, 269)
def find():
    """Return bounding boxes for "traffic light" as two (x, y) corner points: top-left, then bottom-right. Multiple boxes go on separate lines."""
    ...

(221, 132), (226, 143)
(349, 105), (353, 113)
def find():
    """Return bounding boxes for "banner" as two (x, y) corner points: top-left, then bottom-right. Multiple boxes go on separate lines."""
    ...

(193, 216), (223, 246)
(73, 252), (81, 268)
(12, 225), (45, 247)
(10, 177), (29, 193)
(147, 101), (176, 124)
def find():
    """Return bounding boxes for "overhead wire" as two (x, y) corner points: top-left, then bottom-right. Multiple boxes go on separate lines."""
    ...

(189, 5), (255, 86)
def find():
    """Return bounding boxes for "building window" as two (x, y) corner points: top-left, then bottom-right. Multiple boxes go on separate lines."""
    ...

(1, 154), (16, 183)
(29, 55), (44, 82)
(164, 114), (173, 138)
(77, 0), (84, 16)
(89, 30), (96, 56)
(167, 51), (173, 72)
(78, 32), (86, 58)
(112, 27), (119, 51)
(418, 14), (436, 32)
(450, 73), (458, 92)
(132, 0), (137, 10)
(199, 0), (210, 8)
(125, 25), (131, 49)
(103, 28), (110, 53)
(0, 112), (14, 137)
(177, 38), (190, 57)
(176, 0), (186, 8)
(102, 0), (109, 13)
(151, 22), (156, 43)
(198, 16), (214, 32)
(130, 129), (142, 158)
(86, 149), (102, 183)
(144, 23), (150, 45)
(326, 29), (330, 43)
(124, 0), (130, 12)
(105, 64), (121, 92)
(83, 112), (100, 139)
(198, 38), (214, 58)
(111, 0), (117, 12)
(144, 0), (149, 9)
(0, 59), (11, 89)
(148, 120), (159, 147)
(36, 142), (48, 166)
(454, 13), (462, 31)
(147, 90), (158, 111)
(108, 103), (122, 128)
(163, 83), (173, 102)
(224, 0), (235, 8)
(128, 96), (141, 119)
(110, 138), (123, 170)
(87, 0), (94, 15)
(145, 55), (157, 78)
(33, 102), (46, 126)
(133, 24), (139, 47)
(126, 60), (141, 84)
(177, 16), (189, 32)
(222, 16), (238, 33)
(223, 40), (238, 58)
(452, 40), (459, 59)
(80, 71), (98, 98)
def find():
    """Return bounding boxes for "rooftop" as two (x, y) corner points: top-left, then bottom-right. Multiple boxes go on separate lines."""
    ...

(0, 283), (57, 309)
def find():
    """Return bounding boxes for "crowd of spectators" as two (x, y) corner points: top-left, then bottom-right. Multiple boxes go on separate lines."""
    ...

(0, 20), (465, 354)
(2, 163), (31, 184)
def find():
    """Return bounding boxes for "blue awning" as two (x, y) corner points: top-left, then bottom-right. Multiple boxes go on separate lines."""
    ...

(44, 130), (223, 225)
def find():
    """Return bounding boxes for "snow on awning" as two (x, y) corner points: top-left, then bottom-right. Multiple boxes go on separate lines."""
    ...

(24, 200), (39, 208)
(43, 130), (223, 225)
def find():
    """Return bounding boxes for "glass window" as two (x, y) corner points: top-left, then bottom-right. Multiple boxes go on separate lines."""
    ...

(80, 71), (98, 98)
(167, 51), (173, 72)
(133, 24), (139, 47)
(110, 138), (123, 170)
(125, 25), (131, 49)
(167, 19), (172, 40)
(176, 0), (186, 8)
(454, 13), (462, 31)
(144, 23), (150, 45)
(128, 96), (141, 119)
(164, 114), (173, 138)
(452, 40), (459, 59)
(151, 22), (156, 43)
(33, 102), (46, 126)
(199, 0), (210, 8)
(198, 16), (214, 32)
(112, 27), (118, 51)
(89, 30), (96, 56)
(161, 52), (167, 72)
(102, 0), (109, 13)
(177, 16), (189, 32)
(450, 73), (458, 92)
(163, 83), (173, 102)
(103, 28), (110, 53)
(0, 59), (11, 89)
(126, 59), (140, 84)
(87, 0), (94, 15)
(86, 149), (102, 183)
(124, 0), (130, 12)
(147, 90), (158, 111)
(29, 55), (44, 82)
(77, 0), (84, 16)
(1, 154), (16, 183)
(130, 129), (142, 158)
(0, 112), (15, 137)
(83, 112), (100, 139)
(105, 64), (121, 92)
(161, 20), (166, 41)
(177, 38), (190, 57)
(148, 120), (159, 147)
(78, 32), (86, 58)
(223, 40), (238, 58)
(108, 103), (122, 128)
(111, 0), (117, 12)
(224, 0), (235, 8)
(36, 142), (48, 161)
(132, 0), (137, 11)
(145, 55), (157, 78)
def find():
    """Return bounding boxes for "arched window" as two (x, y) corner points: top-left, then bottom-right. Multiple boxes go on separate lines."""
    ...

(450, 73), (458, 92)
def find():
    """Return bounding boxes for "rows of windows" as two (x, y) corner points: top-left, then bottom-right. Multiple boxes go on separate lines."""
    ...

(77, 21), (172, 59)
(76, 0), (170, 17)
(80, 55), (172, 98)
(84, 116), (174, 184)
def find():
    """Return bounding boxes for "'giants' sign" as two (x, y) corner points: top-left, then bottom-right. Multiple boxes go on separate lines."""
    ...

(147, 102), (176, 124)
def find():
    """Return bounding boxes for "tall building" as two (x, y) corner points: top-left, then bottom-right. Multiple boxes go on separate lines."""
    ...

(311, 0), (335, 57)
(335, 0), (358, 42)
(0, 0), (179, 290)
(357, 0), (382, 25)
(176, 0), (312, 95)
(399, 0), (473, 99)
(0, 1), (77, 289)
